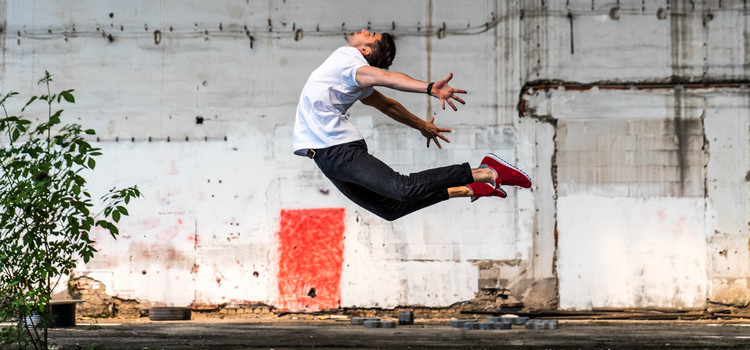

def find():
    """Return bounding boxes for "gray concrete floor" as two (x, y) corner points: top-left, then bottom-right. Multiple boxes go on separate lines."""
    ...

(47, 319), (750, 349)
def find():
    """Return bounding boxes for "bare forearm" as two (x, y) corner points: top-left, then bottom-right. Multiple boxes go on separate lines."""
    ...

(357, 65), (466, 111)
(377, 71), (430, 94)
(380, 99), (425, 130)
(357, 66), (429, 93)
(361, 89), (453, 149)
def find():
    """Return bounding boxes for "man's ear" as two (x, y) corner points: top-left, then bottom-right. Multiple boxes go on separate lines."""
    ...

(358, 46), (371, 57)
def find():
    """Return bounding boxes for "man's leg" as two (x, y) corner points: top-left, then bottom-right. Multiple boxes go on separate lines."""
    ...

(314, 140), (475, 201)
(447, 168), (511, 198)
(312, 140), (522, 219)
(325, 178), (449, 221)
(448, 186), (471, 198)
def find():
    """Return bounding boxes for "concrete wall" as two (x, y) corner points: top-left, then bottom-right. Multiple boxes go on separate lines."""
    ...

(1, 0), (749, 312)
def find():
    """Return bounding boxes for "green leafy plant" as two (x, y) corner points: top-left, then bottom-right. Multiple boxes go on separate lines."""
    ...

(0, 71), (141, 349)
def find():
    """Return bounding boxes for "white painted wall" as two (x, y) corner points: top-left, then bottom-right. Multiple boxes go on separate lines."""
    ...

(2, 0), (749, 311)
(558, 195), (708, 309)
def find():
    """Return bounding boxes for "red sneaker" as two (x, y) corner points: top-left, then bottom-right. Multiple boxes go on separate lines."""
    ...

(480, 153), (532, 188)
(467, 182), (507, 202)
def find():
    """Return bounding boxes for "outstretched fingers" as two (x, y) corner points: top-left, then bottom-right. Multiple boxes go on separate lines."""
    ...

(436, 72), (454, 85)
(423, 115), (451, 148)
(443, 99), (455, 111)
(427, 134), (450, 149)
(442, 95), (465, 111)
(434, 73), (467, 111)
(452, 94), (466, 105)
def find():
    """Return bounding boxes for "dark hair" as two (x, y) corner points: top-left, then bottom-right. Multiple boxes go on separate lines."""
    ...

(365, 33), (396, 69)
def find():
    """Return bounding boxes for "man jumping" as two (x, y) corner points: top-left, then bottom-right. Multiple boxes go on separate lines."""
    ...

(293, 29), (531, 221)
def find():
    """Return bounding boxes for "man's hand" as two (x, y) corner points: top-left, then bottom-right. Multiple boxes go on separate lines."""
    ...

(361, 90), (453, 149)
(420, 115), (452, 149)
(356, 67), (468, 112)
(430, 73), (467, 111)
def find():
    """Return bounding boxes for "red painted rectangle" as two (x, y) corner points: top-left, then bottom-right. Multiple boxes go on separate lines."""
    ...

(276, 208), (345, 312)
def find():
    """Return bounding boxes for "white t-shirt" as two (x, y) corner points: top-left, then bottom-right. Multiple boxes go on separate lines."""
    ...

(293, 46), (375, 156)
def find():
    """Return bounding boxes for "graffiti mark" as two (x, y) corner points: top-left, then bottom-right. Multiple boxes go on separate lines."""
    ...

(276, 208), (345, 312)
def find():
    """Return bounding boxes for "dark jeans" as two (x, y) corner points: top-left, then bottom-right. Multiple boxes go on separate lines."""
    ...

(312, 140), (474, 221)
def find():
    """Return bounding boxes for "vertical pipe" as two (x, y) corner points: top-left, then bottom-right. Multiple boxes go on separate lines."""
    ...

(426, 0), (433, 120)
(0, 0), (5, 83)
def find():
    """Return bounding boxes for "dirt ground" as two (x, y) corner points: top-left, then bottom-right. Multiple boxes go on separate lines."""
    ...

(44, 318), (750, 350)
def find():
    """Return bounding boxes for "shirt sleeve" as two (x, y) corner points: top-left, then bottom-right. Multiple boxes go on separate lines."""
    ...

(342, 49), (375, 99)
(343, 62), (366, 88)
(348, 64), (374, 99)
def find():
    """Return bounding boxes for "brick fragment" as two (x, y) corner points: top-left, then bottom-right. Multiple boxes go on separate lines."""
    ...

(469, 321), (512, 330)
(526, 319), (559, 330)
(351, 317), (380, 325)
(363, 320), (381, 328)
(491, 322), (512, 330)
(380, 321), (396, 328)
(450, 319), (478, 328)
(363, 320), (395, 328)
(398, 311), (414, 325)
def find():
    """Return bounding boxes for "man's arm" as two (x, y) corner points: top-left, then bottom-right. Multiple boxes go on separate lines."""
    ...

(356, 65), (467, 111)
(361, 89), (451, 149)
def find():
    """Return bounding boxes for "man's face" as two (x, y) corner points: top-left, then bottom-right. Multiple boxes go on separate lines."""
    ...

(347, 29), (382, 48)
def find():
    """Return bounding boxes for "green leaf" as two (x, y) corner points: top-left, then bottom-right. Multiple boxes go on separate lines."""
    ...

(87, 157), (96, 169)
(22, 96), (38, 111)
(49, 110), (63, 125)
(85, 129), (96, 135)
(112, 210), (121, 222)
(107, 222), (119, 236)
(60, 90), (75, 103)
(38, 70), (53, 84)
(0, 90), (19, 105)
(116, 206), (129, 216)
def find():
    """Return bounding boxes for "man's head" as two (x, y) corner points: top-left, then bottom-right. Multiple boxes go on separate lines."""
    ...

(347, 29), (396, 70)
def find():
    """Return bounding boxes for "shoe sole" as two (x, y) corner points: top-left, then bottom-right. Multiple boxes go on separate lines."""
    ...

(485, 153), (532, 188)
